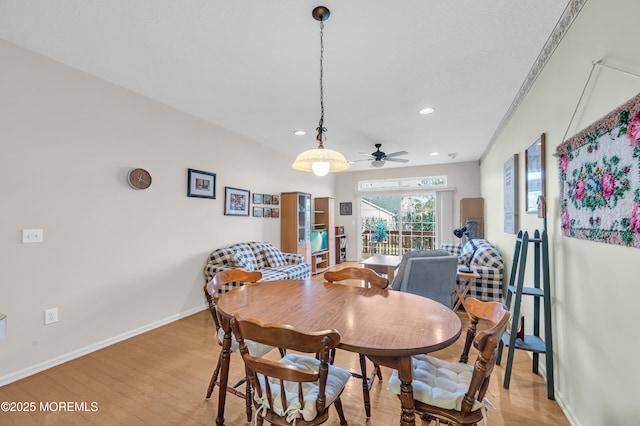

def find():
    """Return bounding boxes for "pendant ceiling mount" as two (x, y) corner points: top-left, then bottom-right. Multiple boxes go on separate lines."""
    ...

(312, 6), (330, 22)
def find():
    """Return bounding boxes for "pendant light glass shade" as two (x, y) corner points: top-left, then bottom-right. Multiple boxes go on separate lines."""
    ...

(292, 144), (350, 176)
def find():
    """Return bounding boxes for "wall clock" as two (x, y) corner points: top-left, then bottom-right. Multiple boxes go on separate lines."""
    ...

(127, 168), (152, 190)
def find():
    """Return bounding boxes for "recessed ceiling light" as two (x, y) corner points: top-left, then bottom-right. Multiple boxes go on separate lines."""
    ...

(419, 107), (435, 115)
(430, 152), (439, 156)
(294, 130), (306, 136)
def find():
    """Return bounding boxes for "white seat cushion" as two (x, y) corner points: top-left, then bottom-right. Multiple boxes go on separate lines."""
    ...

(387, 354), (483, 412)
(217, 327), (274, 357)
(255, 353), (351, 422)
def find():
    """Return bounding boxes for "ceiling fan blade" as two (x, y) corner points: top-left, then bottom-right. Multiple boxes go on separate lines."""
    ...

(358, 152), (375, 157)
(384, 150), (408, 158)
(350, 158), (371, 163)
(386, 157), (409, 163)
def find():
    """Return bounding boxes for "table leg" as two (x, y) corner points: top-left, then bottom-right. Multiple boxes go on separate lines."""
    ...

(387, 266), (396, 284)
(216, 318), (233, 426)
(398, 355), (416, 425)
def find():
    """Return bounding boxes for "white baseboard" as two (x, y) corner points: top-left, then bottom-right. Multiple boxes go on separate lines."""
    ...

(0, 305), (207, 387)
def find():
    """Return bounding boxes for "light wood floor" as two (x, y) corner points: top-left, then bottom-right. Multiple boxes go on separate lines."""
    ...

(0, 262), (570, 425)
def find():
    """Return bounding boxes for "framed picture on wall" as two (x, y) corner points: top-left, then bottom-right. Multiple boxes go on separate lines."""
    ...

(187, 169), (216, 199)
(525, 133), (545, 214)
(340, 202), (352, 216)
(504, 154), (518, 234)
(224, 187), (250, 216)
(253, 206), (263, 217)
(253, 193), (263, 204)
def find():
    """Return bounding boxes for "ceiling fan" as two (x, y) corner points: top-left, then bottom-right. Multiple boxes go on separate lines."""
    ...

(354, 143), (409, 167)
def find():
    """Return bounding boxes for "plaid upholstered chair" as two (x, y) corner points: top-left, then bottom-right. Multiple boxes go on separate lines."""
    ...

(441, 239), (504, 302)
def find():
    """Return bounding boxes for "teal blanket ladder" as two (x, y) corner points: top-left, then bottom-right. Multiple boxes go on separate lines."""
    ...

(496, 229), (554, 400)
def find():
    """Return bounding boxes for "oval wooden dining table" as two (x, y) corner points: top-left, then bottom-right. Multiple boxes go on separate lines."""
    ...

(215, 279), (462, 426)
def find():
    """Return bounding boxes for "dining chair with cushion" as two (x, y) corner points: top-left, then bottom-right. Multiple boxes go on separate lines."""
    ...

(387, 297), (510, 425)
(324, 267), (388, 418)
(230, 315), (350, 426)
(204, 269), (278, 422)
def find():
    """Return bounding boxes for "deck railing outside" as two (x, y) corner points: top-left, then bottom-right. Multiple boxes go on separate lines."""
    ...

(361, 230), (436, 256)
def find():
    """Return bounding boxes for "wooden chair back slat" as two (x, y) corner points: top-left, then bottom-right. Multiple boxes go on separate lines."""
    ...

(203, 270), (262, 330)
(324, 267), (389, 289)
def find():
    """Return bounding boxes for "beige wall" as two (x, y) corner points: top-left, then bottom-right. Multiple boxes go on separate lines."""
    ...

(0, 39), (335, 383)
(480, 0), (640, 424)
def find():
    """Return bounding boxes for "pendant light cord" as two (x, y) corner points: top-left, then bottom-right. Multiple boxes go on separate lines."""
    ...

(316, 20), (326, 147)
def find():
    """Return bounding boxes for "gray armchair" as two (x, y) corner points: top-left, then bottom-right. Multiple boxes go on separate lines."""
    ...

(391, 249), (459, 308)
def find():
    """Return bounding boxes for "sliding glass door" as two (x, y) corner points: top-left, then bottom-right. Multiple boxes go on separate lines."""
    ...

(361, 194), (436, 257)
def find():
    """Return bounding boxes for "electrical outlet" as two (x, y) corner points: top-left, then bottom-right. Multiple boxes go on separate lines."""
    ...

(22, 229), (44, 243)
(44, 308), (58, 325)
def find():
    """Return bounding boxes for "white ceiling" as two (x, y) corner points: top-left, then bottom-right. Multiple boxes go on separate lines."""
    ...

(0, 0), (572, 171)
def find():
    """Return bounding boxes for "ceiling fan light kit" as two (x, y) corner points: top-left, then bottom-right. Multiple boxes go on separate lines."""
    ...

(291, 6), (349, 176)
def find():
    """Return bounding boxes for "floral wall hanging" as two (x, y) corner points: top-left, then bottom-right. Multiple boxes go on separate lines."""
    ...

(557, 91), (640, 248)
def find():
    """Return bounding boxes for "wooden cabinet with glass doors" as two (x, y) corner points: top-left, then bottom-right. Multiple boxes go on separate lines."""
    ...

(281, 192), (311, 264)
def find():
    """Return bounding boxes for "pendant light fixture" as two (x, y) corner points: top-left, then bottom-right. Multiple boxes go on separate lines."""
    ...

(292, 6), (349, 176)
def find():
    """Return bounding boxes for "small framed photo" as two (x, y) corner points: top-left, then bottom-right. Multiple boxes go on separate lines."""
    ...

(253, 206), (263, 217)
(340, 202), (352, 216)
(187, 169), (216, 199)
(504, 154), (518, 234)
(253, 193), (263, 204)
(264, 208), (272, 218)
(264, 194), (272, 205)
(271, 208), (280, 218)
(224, 187), (250, 216)
(272, 194), (279, 205)
(525, 133), (546, 215)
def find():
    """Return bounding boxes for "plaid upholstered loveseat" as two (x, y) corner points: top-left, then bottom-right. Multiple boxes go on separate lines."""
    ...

(440, 239), (504, 302)
(203, 242), (311, 297)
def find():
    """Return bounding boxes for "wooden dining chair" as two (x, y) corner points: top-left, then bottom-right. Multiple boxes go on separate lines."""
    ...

(324, 266), (390, 289)
(324, 267), (388, 418)
(387, 297), (510, 425)
(230, 315), (350, 426)
(204, 269), (276, 422)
